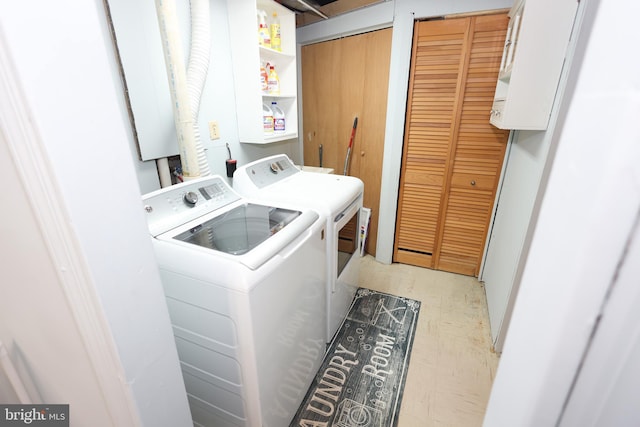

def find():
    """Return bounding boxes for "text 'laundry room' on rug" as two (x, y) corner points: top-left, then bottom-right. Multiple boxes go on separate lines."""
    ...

(291, 288), (420, 427)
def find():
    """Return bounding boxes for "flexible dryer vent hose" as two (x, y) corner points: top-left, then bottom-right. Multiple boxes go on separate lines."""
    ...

(155, 0), (211, 179)
(187, 0), (211, 177)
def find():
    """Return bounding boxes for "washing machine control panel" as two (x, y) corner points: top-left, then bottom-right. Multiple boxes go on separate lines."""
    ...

(142, 176), (241, 236)
(241, 155), (299, 189)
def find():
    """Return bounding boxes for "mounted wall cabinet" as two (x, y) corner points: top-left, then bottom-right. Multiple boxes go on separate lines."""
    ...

(490, 0), (579, 130)
(228, 0), (298, 144)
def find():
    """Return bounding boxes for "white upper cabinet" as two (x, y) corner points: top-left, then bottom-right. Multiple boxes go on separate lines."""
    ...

(228, 0), (298, 144)
(490, 0), (579, 130)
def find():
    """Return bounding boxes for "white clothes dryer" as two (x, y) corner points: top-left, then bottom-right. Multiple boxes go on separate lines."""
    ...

(233, 154), (364, 343)
(142, 176), (326, 427)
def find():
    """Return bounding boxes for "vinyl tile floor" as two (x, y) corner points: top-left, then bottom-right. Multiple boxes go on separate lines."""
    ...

(358, 255), (500, 427)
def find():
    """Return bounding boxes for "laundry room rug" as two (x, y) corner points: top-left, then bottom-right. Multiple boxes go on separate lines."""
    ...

(290, 288), (421, 427)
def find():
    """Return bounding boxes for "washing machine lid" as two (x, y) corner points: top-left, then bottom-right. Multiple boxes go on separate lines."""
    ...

(234, 154), (364, 215)
(172, 203), (300, 255)
(158, 202), (319, 270)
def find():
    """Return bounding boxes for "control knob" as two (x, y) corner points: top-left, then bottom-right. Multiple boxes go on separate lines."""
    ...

(183, 191), (198, 207)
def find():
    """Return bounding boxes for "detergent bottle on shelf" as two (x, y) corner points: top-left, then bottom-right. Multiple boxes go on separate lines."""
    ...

(271, 102), (285, 132)
(259, 62), (269, 93)
(267, 65), (280, 95)
(257, 10), (270, 48)
(263, 102), (274, 133)
(270, 12), (281, 51)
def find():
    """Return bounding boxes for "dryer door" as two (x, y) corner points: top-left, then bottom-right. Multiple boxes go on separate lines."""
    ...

(335, 198), (360, 278)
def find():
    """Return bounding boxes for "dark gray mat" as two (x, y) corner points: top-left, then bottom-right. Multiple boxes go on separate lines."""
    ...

(291, 288), (421, 427)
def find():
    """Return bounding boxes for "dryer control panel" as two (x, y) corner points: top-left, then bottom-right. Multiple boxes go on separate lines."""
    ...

(142, 176), (241, 236)
(237, 154), (300, 189)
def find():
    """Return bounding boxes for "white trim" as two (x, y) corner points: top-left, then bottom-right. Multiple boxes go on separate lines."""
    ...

(375, 10), (415, 264)
(0, 31), (141, 426)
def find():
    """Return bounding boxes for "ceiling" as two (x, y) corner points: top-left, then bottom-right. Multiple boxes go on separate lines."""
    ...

(274, 0), (384, 27)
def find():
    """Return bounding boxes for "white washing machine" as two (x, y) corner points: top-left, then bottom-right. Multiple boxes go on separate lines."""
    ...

(142, 176), (326, 427)
(233, 154), (364, 343)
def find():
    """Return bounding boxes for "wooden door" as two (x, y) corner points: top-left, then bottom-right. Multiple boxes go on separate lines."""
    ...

(301, 28), (392, 256)
(394, 14), (509, 276)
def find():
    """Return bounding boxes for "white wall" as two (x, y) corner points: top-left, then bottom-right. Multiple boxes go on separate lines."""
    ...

(559, 212), (640, 426)
(111, 0), (513, 211)
(479, 130), (551, 346)
(109, 0), (301, 195)
(480, 0), (586, 348)
(484, 0), (640, 424)
(0, 1), (192, 425)
(475, 0), (640, 367)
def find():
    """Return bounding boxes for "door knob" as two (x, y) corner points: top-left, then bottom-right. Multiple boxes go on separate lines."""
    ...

(470, 180), (476, 186)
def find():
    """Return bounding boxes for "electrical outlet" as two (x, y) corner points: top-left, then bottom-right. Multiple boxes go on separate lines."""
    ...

(208, 120), (220, 140)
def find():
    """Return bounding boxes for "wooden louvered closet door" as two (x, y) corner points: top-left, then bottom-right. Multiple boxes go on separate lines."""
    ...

(394, 13), (510, 276)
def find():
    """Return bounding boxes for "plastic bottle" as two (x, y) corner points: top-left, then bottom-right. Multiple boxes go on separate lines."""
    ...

(263, 103), (274, 133)
(257, 10), (270, 48)
(267, 65), (280, 95)
(270, 12), (281, 52)
(271, 101), (285, 132)
(259, 63), (269, 93)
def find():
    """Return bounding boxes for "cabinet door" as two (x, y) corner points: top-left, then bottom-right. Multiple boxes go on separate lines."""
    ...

(301, 29), (391, 256)
(499, 1), (523, 78)
(490, 0), (579, 130)
(394, 14), (509, 276)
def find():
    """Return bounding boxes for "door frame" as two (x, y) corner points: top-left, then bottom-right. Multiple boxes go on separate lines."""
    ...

(0, 29), (142, 425)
